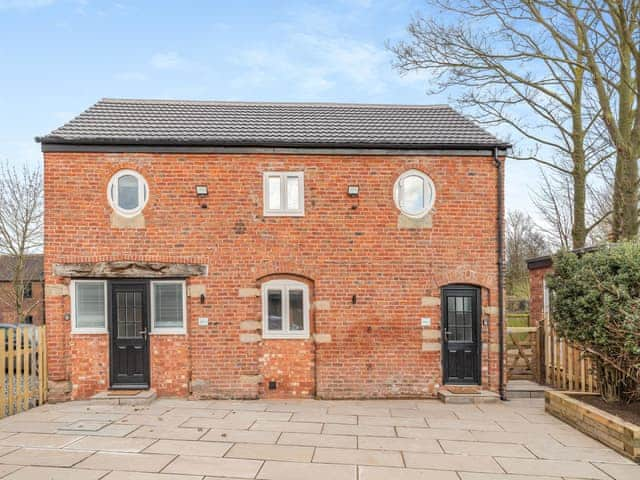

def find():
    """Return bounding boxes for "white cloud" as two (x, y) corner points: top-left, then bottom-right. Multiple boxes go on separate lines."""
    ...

(150, 52), (186, 70)
(0, 0), (54, 9)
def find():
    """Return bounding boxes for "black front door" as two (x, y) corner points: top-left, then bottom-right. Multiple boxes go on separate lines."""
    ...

(442, 285), (481, 385)
(110, 281), (149, 389)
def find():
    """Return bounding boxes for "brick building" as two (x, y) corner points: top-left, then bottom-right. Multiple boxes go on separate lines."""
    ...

(0, 254), (44, 325)
(38, 99), (509, 401)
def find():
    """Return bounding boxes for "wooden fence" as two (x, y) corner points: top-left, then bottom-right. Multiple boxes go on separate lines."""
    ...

(543, 316), (598, 392)
(0, 326), (47, 418)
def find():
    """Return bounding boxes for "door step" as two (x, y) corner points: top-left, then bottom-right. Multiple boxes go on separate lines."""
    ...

(438, 388), (500, 404)
(91, 389), (157, 406)
(506, 380), (551, 399)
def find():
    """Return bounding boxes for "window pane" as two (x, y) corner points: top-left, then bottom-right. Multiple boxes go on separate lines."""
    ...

(76, 283), (105, 329)
(154, 283), (183, 328)
(289, 289), (304, 331)
(117, 291), (144, 338)
(118, 174), (139, 210)
(401, 175), (425, 215)
(267, 289), (283, 330)
(286, 176), (299, 210)
(267, 176), (281, 210)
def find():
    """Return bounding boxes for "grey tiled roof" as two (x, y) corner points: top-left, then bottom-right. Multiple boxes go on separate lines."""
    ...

(37, 98), (509, 149)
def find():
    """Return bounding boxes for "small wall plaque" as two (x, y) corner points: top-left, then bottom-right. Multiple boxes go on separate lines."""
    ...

(198, 317), (209, 326)
(421, 317), (431, 327)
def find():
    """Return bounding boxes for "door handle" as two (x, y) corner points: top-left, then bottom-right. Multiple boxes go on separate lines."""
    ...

(140, 329), (148, 340)
(444, 330), (451, 341)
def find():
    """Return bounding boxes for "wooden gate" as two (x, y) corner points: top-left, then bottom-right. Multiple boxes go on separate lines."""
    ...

(0, 326), (47, 418)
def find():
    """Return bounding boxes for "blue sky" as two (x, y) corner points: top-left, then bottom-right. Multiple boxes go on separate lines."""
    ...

(0, 0), (540, 214)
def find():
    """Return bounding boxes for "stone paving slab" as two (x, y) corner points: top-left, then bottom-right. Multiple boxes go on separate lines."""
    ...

(359, 465), (459, 480)
(257, 460), (356, 480)
(0, 447), (93, 467)
(0, 396), (638, 479)
(144, 438), (232, 457)
(163, 455), (262, 478)
(75, 452), (176, 473)
(102, 472), (203, 480)
(65, 435), (157, 453)
(2, 466), (107, 479)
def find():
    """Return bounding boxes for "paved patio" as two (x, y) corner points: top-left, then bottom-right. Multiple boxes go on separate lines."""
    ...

(0, 397), (637, 479)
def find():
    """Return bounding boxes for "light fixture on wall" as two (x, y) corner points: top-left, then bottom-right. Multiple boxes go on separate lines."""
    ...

(347, 185), (359, 197)
(195, 185), (208, 196)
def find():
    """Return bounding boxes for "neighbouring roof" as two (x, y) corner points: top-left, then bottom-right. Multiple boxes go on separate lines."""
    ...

(0, 255), (44, 282)
(36, 98), (510, 150)
(526, 245), (606, 270)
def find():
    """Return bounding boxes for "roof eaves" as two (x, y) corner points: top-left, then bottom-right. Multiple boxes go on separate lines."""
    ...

(35, 135), (512, 150)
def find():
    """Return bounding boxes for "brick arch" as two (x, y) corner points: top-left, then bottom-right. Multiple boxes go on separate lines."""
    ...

(255, 272), (315, 287)
(430, 267), (495, 293)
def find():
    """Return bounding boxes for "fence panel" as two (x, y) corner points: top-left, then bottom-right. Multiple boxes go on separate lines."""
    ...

(1, 326), (47, 418)
(543, 315), (597, 393)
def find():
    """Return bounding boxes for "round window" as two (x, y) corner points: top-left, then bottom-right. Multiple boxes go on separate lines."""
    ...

(107, 170), (148, 217)
(393, 169), (435, 218)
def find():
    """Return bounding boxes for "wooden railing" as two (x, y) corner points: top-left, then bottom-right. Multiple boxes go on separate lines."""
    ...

(543, 317), (597, 392)
(0, 326), (47, 418)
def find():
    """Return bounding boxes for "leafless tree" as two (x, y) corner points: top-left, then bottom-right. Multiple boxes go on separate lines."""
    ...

(532, 160), (612, 249)
(524, 0), (640, 241)
(505, 210), (548, 297)
(0, 163), (43, 323)
(389, 0), (631, 247)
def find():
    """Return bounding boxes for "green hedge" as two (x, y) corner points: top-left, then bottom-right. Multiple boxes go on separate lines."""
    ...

(548, 242), (640, 403)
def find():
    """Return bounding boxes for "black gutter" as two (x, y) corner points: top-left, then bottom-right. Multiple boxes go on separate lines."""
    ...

(494, 147), (506, 401)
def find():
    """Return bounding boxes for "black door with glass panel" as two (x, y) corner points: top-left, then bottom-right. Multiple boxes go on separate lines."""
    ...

(110, 281), (149, 389)
(442, 285), (481, 385)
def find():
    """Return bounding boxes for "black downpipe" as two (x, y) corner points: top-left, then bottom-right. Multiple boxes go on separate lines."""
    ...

(494, 147), (506, 401)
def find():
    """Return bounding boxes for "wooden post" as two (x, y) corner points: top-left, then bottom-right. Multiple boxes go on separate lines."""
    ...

(42, 326), (47, 403)
(0, 330), (5, 418)
(8, 329), (14, 416)
(38, 326), (44, 405)
(23, 328), (30, 411)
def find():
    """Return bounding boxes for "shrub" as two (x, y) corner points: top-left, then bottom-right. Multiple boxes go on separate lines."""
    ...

(547, 242), (640, 403)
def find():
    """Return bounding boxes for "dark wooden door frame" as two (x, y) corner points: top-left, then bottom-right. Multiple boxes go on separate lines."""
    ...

(441, 284), (482, 385)
(108, 279), (150, 390)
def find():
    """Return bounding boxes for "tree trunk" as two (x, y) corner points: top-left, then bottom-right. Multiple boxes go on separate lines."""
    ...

(611, 35), (638, 241)
(571, 56), (587, 249)
(572, 151), (587, 249)
(598, 363), (623, 403)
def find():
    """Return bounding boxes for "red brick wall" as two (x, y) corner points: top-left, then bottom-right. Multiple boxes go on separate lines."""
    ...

(529, 265), (552, 330)
(0, 281), (44, 325)
(44, 151), (502, 399)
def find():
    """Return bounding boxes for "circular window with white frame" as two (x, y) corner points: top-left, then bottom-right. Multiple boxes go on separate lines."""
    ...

(393, 169), (435, 218)
(107, 169), (148, 217)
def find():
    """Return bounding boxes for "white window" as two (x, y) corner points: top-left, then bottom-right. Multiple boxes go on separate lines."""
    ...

(393, 169), (435, 218)
(263, 172), (304, 216)
(261, 280), (309, 338)
(108, 169), (148, 217)
(71, 280), (107, 333)
(151, 280), (187, 334)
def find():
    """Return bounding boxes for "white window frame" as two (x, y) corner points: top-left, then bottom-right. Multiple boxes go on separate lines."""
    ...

(261, 279), (309, 339)
(393, 169), (436, 218)
(107, 169), (149, 217)
(70, 279), (108, 334)
(150, 280), (187, 335)
(263, 172), (305, 217)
